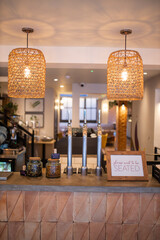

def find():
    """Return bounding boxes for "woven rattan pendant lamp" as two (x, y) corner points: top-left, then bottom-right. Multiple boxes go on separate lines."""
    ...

(107, 29), (143, 101)
(107, 29), (144, 151)
(8, 27), (46, 98)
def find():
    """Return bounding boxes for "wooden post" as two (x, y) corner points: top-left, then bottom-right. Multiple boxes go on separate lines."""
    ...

(116, 101), (128, 151)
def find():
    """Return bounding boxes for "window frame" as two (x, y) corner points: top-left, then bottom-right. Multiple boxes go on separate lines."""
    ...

(60, 96), (98, 123)
(80, 97), (97, 123)
(60, 97), (72, 123)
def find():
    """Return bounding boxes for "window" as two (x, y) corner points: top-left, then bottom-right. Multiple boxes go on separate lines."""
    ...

(60, 97), (72, 122)
(80, 97), (97, 122)
(60, 96), (97, 123)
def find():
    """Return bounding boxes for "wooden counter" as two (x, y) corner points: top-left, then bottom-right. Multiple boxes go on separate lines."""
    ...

(0, 171), (159, 193)
(0, 172), (159, 239)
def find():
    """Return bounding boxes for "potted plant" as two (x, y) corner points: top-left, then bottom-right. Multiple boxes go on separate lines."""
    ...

(1, 101), (18, 116)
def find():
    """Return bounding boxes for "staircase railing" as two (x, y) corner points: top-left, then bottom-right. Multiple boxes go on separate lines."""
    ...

(0, 111), (34, 156)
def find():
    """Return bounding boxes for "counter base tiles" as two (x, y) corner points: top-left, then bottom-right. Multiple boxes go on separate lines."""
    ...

(0, 172), (160, 239)
(0, 191), (160, 240)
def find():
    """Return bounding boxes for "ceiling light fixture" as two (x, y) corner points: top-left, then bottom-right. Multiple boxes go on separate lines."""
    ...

(8, 27), (46, 98)
(107, 29), (143, 101)
(54, 78), (58, 81)
(60, 85), (64, 88)
(107, 29), (144, 151)
(65, 75), (70, 79)
(143, 72), (148, 75)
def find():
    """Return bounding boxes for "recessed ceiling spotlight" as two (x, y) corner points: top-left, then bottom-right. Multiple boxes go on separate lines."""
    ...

(54, 78), (58, 81)
(60, 85), (64, 88)
(65, 75), (70, 79)
(143, 72), (147, 75)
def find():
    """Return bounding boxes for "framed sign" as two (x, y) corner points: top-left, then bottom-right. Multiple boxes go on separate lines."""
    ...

(106, 151), (149, 181)
(25, 113), (44, 128)
(25, 98), (44, 113)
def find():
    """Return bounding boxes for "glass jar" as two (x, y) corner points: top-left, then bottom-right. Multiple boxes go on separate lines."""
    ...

(27, 157), (42, 177)
(46, 158), (61, 178)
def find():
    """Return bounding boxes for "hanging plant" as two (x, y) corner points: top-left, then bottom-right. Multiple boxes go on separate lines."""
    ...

(109, 100), (118, 109)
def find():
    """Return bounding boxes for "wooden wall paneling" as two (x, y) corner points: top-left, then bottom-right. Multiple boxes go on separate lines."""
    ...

(0, 190), (159, 239)
(0, 191), (7, 221)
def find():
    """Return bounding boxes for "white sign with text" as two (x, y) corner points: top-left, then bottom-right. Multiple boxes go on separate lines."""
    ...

(111, 155), (144, 177)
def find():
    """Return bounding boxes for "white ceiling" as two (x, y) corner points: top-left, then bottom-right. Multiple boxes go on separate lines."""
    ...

(0, 0), (160, 48)
(0, 0), (160, 93)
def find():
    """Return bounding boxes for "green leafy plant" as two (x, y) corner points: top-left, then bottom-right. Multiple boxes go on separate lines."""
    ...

(1, 101), (18, 115)
(109, 101), (132, 109)
(30, 115), (38, 122)
(109, 100), (118, 109)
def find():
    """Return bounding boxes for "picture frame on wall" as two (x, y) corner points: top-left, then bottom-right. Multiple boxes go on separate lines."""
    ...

(25, 98), (44, 113)
(25, 113), (44, 128)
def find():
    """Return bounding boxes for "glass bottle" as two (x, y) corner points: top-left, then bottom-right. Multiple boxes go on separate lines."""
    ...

(27, 157), (42, 177)
(46, 158), (61, 178)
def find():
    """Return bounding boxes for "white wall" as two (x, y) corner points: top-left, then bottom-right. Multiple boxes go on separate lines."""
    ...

(72, 83), (107, 127)
(72, 84), (80, 127)
(42, 88), (55, 137)
(101, 98), (109, 124)
(132, 74), (160, 155)
(1, 45), (160, 69)
(12, 87), (55, 138)
(154, 89), (160, 148)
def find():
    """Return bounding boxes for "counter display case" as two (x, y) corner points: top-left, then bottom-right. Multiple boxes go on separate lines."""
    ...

(0, 147), (26, 171)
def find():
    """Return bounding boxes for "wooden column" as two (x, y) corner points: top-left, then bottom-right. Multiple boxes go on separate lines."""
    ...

(116, 101), (128, 151)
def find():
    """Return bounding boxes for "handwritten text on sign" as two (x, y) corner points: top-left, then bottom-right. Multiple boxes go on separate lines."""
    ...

(111, 155), (144, 177)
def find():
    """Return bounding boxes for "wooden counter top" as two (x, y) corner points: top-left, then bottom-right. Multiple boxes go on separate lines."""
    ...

(0, 171), (159, 193)
(29, 139), (55, 144)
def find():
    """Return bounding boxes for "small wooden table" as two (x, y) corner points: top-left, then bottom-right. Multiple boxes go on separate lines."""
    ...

(29, 139), (55, 166)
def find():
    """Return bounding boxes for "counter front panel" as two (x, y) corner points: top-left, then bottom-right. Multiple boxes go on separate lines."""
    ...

(0, 172), (159, 239)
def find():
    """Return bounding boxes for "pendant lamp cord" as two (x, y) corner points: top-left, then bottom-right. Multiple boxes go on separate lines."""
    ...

(124, 33), (127, 66)
(27, 32), (29, 48)
(125, 34), (127, 51)
(22, 27), (34, 48)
